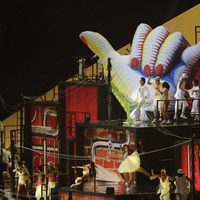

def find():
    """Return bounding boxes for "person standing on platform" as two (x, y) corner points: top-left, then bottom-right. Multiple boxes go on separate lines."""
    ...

(131, 77), (150, 121)
(190, 79), (200, 121)
(118, 144), (151, 192)
(158, 82), (171, 125)
(46, 161), (57, 200)
(150, 169), (174, 200)
(174, 73), (189, 120)
(148, 76), (162, 122)
(174, 169), (190, 200)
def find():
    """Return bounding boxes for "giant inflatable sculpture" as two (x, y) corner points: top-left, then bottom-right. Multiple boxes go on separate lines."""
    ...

(80, 23), (200, 120)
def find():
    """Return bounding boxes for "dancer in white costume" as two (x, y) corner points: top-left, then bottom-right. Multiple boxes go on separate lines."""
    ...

(190, 79), (200, 121)
(34, 166), (46, 200)
(148, 76), (162, 122)
(70, 162), (96, 189)
(150, 169), (173, 200)
(46, 161), (57, 200)
(15, 162), (31, 200)
(174, 169), (190, 200)
(174, 73), (189, 120)
(118, 144), (150, 191)
(131, 77), (150, 121)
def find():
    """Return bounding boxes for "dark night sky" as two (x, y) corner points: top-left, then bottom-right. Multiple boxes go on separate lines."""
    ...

(0, 0), (199, 119)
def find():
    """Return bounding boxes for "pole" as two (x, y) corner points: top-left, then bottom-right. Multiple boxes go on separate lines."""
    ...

(10, 139), (15, 193)
(107, 58), (112, 121)
(43, 138), (48, 200)
(20, 103), (23, 158)
(191, 134), (196, 200)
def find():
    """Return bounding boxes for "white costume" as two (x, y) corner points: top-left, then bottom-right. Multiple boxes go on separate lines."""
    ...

(17, 168), (31, 187)
(131, 85), (150, 121)
(48, 181), (56, 199)
(190, 86), (200, 120)
(174, 74), (188, 119)
(118, 151), (140, 173)
(158, 176), (171, 200)
(35, 184), (47, 200)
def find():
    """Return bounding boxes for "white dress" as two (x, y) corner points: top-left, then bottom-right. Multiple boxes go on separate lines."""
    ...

(131, 85), (150, 121)
(158, 176), (171, 200)
(118, 151), (140, 173)
(174, 79), (188, 109)
(190, 86), (200, 116)
(35, 184), (47, 200)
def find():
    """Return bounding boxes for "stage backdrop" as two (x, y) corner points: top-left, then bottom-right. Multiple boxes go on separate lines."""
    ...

(80, 23), (200, 120)
(25, 102), (59, 182)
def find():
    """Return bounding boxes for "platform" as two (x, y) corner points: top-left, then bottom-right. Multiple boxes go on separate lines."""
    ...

(57, 182), (200, 200)
(58, 182), (158, 200)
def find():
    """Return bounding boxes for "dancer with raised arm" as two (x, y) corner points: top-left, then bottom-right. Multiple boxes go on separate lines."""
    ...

(148, 76), (162, 122)
(131, 77), (150, 121)
(15, 162), (31, 200)
(150, 169), (174, 200)
(70, 162), (96, 189)
(118, 144), (150, 192)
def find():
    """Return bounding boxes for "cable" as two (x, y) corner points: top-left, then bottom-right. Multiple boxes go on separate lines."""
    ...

(139, 139), (191, 156)
(15, 145), (91, 161)
(145, 112), (190, 140)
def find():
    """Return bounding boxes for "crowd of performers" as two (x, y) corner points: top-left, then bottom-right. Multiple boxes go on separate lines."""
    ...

(68, 143), (191, 200)
(0, 150), (58, 200)
(118, 144), (191, 200)
(0, 145), (192, 200)
(131, 73), (200, 124)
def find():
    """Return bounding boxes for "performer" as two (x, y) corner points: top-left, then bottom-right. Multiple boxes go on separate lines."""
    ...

(158, 82), (171, 125)
(174, 73), (189, 120)
(190, 79), (200, 121)
(34, 165), (46, 200)
(70, 162), (96, 189)
(46, 161), (57, 200)
(118, 144), (150, 192)
(150, 169), (174, 200)
(13, 153), (20, 189)
(174, 169), (190, 200)
(148, 76), (162, 122)
(119, 144), (134, 189)
(131, 77), (150, 121)
(15, 162), (31, 200)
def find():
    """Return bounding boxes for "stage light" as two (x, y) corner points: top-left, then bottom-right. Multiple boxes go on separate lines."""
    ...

(77, 57), (86, 80)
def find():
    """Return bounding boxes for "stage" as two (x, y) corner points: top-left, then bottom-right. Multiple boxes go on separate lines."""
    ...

(57, 181), (200, 200)
(58, 181), (158, 200)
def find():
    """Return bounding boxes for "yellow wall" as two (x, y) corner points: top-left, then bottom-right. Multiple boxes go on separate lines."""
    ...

(164, 4), (200, 45)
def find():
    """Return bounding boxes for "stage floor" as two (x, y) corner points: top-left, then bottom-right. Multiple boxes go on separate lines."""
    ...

(123, 119), (200, 128)
(83, 181), (155, 195)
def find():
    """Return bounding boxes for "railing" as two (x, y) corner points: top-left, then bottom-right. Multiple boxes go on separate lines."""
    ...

(155, 98), (200, 124)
